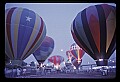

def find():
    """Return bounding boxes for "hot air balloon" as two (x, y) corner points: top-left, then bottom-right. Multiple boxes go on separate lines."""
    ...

(48, 55), (64, 69)
(33, 36), (54, 65)
(71, 4), (116, 66)
(70, 43), (85, 63)
(5, 7), (46, 66)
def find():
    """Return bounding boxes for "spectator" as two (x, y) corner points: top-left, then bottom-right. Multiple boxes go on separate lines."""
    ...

(36, 67), (40, 76)
(17, 68), (21, 77)
(22, 69), (26, 77)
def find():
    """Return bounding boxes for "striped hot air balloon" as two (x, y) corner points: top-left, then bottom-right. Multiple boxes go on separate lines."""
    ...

(70, 43), (85, 63)
(33, 36), (54, 64)
(71, 4), (116, 66)
(5, 7), (46, 65)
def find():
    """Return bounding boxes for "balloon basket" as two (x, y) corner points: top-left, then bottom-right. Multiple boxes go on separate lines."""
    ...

(95, 59), (108, 66)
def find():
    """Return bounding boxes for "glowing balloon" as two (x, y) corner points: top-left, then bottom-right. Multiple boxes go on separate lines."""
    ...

(48, 55), (64, 66)
(5, 7), (46, 65)
(33, 36), (54, 64)
(71, 4), (116, 66)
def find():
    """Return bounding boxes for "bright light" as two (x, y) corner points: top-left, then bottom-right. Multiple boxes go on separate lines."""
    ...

(92, 66), (102, 69)
(54, 64), (59, 69)
(73, 66), (76, 69)
(10, 60), (11, 64)
(61, 49), (63, 51)
(113, 66), (116, 68)
(78, 60), (81, 63)
(112, 61), (114, 63)
(27, 64), (30, 66)
(40, 63), (43, 67)
(88, 62), (89, 64)
(99, 59), (103, 61)
(101, 66), (109, 69)
(63, 61), (65, 65)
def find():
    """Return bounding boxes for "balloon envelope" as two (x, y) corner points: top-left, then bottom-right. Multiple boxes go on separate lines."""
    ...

(33, 36), (54, 63)
(71, 4), (116, 66)
(5, 7), (46, 62)
(48, 55), (64, 66)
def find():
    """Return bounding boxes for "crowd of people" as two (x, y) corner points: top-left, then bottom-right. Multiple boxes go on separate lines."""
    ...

(4, 64), (116, 78)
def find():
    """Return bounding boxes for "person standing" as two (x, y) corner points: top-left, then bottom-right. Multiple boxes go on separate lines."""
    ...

(22, 69), (26, 77)
(17, 68), (21, 77)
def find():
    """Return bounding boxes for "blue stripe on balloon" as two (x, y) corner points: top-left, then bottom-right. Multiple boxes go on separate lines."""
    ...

(17, 26), (26, 58)
(17, 8), (28, 58)
(17, 8), (36, 59)
(74, 50), (78, 58)
(18, 26), (33, 59)
(20, 9), (29, 25)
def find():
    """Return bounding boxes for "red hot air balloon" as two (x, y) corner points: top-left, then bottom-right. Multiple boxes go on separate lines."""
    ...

(33, 36), (54, 64)
(70, 43), (85, 63)
(71, 4), (116, 66)
(48, 55), (64, 69)
(5, 7), (46, 66)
